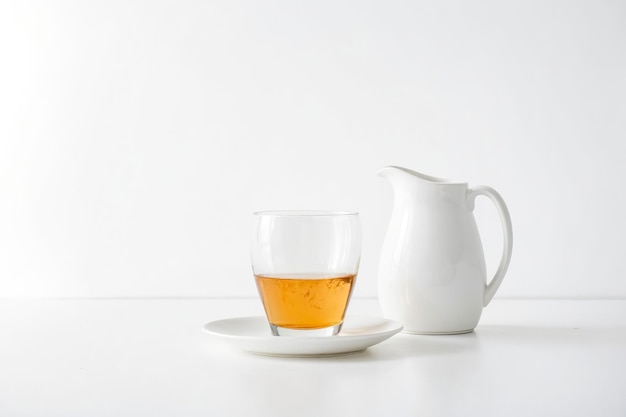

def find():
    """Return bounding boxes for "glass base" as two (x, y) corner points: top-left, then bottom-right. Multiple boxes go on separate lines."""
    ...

(269, 322), (343, 337)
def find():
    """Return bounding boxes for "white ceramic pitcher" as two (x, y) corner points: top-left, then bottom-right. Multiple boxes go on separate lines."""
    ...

(377, 166), (513, 334)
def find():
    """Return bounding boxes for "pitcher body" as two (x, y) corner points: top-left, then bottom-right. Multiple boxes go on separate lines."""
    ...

(378, 166), (513, 334)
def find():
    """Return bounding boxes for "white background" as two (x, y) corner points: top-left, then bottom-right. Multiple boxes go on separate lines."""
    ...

(1, 0), (625, 299)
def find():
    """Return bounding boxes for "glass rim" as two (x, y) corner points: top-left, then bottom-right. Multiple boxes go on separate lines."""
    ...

(253, 210), (359, 217)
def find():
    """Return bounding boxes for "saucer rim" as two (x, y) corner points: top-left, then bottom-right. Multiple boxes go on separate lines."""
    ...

(202, 315), (403, 356)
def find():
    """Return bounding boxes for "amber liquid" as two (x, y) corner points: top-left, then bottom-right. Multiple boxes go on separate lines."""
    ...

(254, 273), (356, 329)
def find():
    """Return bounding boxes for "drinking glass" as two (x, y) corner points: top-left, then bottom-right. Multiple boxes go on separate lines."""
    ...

(251, 210), (361, 336)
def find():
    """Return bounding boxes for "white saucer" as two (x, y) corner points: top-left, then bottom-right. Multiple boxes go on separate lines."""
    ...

(202, 316), (403, 357)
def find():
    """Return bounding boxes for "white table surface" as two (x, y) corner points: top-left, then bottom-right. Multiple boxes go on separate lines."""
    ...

(1, 298), (625, 417)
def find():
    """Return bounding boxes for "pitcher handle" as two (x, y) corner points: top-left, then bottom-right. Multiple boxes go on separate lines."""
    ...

(467, 186), (513, 306)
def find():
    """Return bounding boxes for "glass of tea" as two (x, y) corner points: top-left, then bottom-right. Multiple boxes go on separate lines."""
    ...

(251, 210), (361, 336)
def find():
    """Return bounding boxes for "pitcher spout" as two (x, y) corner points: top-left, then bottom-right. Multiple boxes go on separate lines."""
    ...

(378, 166), (465, 186)
(377, 166), (421, 182)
